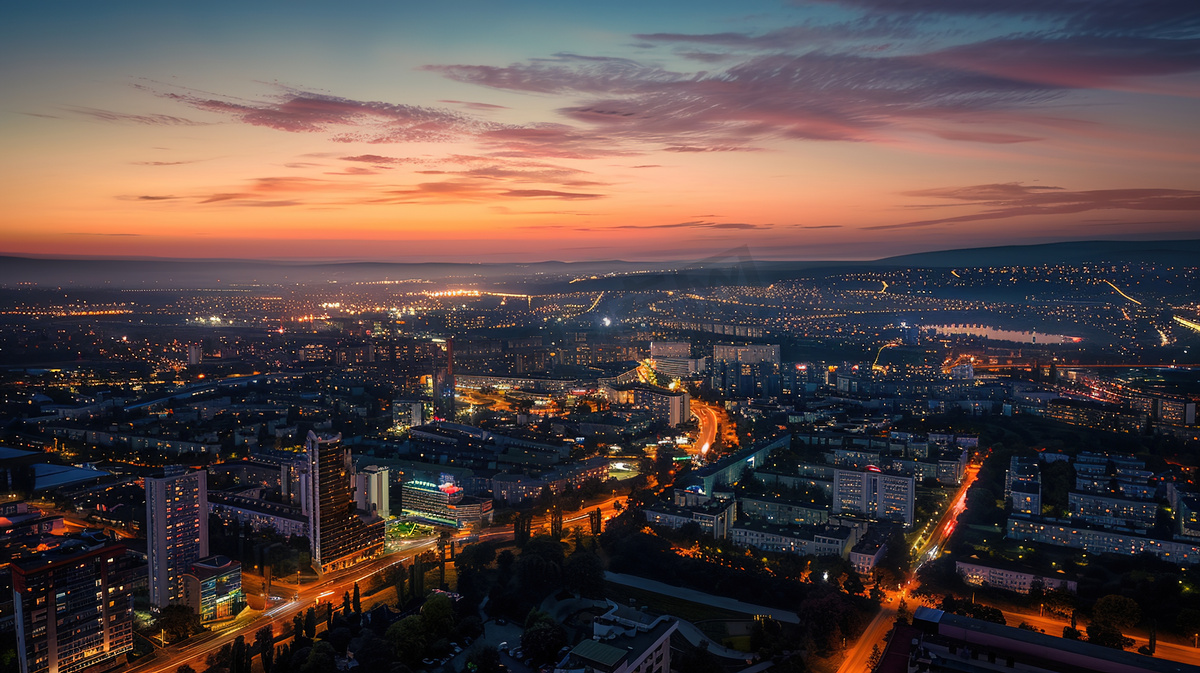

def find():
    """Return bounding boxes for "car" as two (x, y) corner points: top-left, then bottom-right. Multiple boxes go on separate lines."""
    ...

(512, 649), (524, 659)
(497, 618), (507, 625)
(453, 645), (463, 654)
(499, 641), (508, 652)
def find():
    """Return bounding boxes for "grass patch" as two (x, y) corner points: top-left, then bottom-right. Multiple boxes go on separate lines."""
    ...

(604, 582), (744, 623)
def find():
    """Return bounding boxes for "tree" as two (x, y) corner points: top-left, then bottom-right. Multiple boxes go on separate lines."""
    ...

(867, 644), (882, 669)
(1092, 595), (1140, 632)
(155, 604), (203, 643)
(292, 614), (306, 645)
(521, 612), (568, 665)
(352, 582), (361, 614)
(256, 626), (275, 673)
(465, 645), (504, 673)
(304, 607), (317, 640)
(1087, 623), (1133, 650)
(386, 615), (427, 667)
(421, 594), (455, 642)
(564, 551), (605, 598)
(457, 543), (496, 574)
(299, 641), (337, 673)
(341, 591), (352, 616)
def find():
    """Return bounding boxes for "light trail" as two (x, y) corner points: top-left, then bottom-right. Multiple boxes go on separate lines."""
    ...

(1175, 315), (1200, 333)
(1104, 280), (1142, 305)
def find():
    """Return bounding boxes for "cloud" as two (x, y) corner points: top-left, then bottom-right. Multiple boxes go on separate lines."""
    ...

(586, 220), (774, 231)
(144, 83), (495, 143)
(131, 159), (203, 166)
(500, 189), (604, 200)
(634, 16), (916, 50)
(919, 35), (1200, 90)
(65, 232), (143, 236)
(931, 129), (1042, 144)
(433, 50), (1062, 147)
(64, 105), (207, 126)
(805, 0), (1200, 39)
(439, 99), (510, 110)
(867, 182), (1200, 230)
(340, 154), (416, 165)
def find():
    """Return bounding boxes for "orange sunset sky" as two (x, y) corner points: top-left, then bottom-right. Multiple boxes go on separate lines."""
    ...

(3, 1), (1199, 261)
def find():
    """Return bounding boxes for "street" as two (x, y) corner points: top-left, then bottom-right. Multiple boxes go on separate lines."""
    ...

(125, 495), (625, 673)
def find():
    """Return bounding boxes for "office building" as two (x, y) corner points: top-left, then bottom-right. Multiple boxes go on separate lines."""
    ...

(304, 431), (384, 574)
(12, 533), (133, 673)
(181, 555), (243, 623)
(401, 479), (493, 528)
(832, 468), (915, 526)
(146, 467), (208, 610)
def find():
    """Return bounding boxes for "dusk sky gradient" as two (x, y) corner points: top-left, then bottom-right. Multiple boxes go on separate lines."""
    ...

(3, 1), (1199, 262)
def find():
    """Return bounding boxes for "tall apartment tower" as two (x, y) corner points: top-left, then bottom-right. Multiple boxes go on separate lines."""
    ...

(12, 533), (134, 673)
(146, 467), (209, 610)
(306, 431), (383, 574)
(355, 464), (391, 519)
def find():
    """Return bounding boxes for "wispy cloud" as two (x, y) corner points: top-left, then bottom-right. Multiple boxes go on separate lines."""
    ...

(868, 182), (1200, 230)
(64, 105), (207, 126)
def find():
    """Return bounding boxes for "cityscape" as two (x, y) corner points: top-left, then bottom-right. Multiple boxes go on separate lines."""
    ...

(3, 3), (1200, 673)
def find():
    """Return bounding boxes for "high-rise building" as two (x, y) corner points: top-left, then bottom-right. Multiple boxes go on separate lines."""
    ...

(12, 533), (133, 673)
(710, 343), (781, 398)
(355, 464), (391, 519)
(304, 431), (383, 574)
(146, 467), (208, 610)
(832, 468), (915, 526)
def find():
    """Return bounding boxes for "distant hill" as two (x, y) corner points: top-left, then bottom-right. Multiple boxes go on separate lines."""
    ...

(875, 239), (1200, 268)
(2, 238), (1197, 288)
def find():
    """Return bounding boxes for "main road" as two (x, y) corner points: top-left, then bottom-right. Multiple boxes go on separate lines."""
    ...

(837, 464), (979, 673)
(127, 495), (625, 673)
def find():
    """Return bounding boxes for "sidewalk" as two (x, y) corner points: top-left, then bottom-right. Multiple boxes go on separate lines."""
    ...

(605, 572), (800, 624)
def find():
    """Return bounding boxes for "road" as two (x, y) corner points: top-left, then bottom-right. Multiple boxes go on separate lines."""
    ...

(836, 604), (897, 673)
(838, 464), (978, 673)
(998, 607), (1200, 669)
(128, 540), (439, 673)
(692, 400), (719, 456)
(913, 465), (978, 571)
(126, 496), (624, 673)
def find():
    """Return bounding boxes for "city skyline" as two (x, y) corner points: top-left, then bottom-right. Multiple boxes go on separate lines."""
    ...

(3, 1), (1199, 262)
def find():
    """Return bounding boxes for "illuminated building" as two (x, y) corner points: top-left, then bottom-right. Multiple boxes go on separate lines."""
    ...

(303, 431), (384, 574)
(146, 467), (208, 610)
(355, 464), (390, 519)
(730, 520), (855, 557)
(181, 555), (243, 623)
(649, 341), (691, 358)
(955, 561), (1076, 594)
(12, 533), (133, 673)
(832, 467), (915, 526)
(401, 479), (493, 529)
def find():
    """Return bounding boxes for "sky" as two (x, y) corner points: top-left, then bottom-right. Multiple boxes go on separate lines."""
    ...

(2, 1), (1199, 262)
